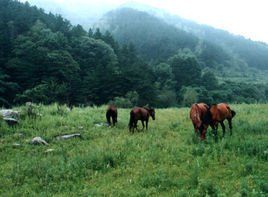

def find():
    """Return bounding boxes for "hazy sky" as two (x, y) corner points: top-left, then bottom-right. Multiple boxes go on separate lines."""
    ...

(20, 0), (268, 43)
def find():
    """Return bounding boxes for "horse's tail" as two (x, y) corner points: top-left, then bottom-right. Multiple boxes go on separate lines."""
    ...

(231, 110), (236, 118)
(128, 111), (134, 131)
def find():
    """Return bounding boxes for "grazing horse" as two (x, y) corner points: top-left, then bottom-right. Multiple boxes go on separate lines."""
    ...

(129, 107), (155, 132)
(202, 103), (236, 139)
(106, 105), (117, 126)
(189, 103), (209, 135)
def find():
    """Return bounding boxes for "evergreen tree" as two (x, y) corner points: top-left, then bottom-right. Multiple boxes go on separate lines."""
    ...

(169, 49), (201, 91)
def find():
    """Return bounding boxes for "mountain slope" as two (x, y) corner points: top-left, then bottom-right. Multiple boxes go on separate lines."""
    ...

(96, 6), (268, 73)
(158, 13), (268, 70)
(96, 8), (199, 62)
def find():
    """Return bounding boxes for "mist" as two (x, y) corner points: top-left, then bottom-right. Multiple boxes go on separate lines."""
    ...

(19, 0), (268, 44)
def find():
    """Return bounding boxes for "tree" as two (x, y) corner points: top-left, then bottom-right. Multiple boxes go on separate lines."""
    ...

(15, 80), (68, 104)
(93, 28), (103, 40)
(169, 49), (201, 91)
(7, 21), (80, 104)
(153, 63), (175, 90)
(0, 68), (18, 107)
(70, 36), (119, 104)
(70, 25), (86, 37)
(201, 70), (218, 90)
(180, 86), (199, 107)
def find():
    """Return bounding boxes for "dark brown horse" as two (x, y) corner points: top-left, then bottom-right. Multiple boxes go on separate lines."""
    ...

(202, 103), (236, 139)
(106, 105), (117, 126)
(129, 107), (155, 132)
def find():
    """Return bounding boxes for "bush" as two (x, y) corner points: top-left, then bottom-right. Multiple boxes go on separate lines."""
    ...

(20, 102), (42, 119)
(155, 90), (177, 108)
(110, 91), (139, 108)
(112, 97), (132, 108)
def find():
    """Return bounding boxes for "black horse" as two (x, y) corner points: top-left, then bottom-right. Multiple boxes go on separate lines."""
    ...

(106, 105), (117, 126)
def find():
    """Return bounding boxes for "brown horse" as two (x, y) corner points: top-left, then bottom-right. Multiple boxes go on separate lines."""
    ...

(189, 103), (209, 135)
(129, 107), (155, 132)
(202, 103), (236, 139)
(106, 105), (117, 126)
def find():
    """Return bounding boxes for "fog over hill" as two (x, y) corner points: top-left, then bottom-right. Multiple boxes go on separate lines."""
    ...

(20, 1), (268, 44)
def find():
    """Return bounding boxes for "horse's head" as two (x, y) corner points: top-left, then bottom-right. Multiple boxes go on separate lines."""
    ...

(193, 104), (202, 128)
(149, 108), (155, 120)
(143, 106), (155, 120)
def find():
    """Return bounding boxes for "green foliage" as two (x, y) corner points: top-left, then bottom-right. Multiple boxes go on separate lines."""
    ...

(110, 91), (139, 108)
(201, 69), (219, 90)
(1, 0), (268, 108)
(101, 8), (198, 61)
(198, 180), (219, 197)
(155, 90), (177, 108)
(112, 97), (132, 108)
(19, 102), (42, 119)
(169, 49), (201, 90)
(0, 68), (18, 107)
(15, 81), (68, 104)
(180, 86), (199, 107)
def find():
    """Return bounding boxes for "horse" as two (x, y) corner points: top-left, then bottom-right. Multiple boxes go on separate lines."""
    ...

(189, 103), (209, 135)
(129, 107), (155, 132)
(202, 103), (236, 139)
(106, 105), (117, 126)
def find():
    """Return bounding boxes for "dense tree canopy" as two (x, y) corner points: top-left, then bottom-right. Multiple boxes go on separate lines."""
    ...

(0, 0), (267, 107)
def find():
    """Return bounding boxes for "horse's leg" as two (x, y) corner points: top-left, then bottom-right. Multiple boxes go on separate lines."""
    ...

(146, 120), (148, 130)
(111, 116), (114, 126)
(106, 113), (111, 126)
(134, 120), (138, 132)
(112, 115), (116, 126)
(227, 118), (233, 136)
(220, 121), (225, 138)
(211, 123), (217, 137)
(200, 124), (209, 140)
(141, 120), (145, 130)
(193, 123), (198, 133)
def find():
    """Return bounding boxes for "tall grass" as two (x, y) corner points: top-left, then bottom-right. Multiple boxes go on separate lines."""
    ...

(0, 103), (267, 195)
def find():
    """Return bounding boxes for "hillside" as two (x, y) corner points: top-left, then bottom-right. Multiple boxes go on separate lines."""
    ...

(97, 8), (199, 61)
(95, 7), (268, 82)
(0, 104), (267, 195)
(1, 0), (268, 107)
(157, 12), (268, 70)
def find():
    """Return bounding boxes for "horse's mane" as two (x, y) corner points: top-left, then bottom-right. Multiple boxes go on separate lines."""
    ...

(143, 106), (153, 111)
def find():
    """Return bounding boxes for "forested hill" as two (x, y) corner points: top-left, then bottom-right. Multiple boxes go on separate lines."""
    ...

(152, 11), (268, 71)
(96, 8), (268, 74)
(97, 8), (199, 62)
(1, 0), (268, 108)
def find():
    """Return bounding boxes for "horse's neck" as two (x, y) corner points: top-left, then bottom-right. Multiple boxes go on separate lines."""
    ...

(143, 107), (149, 111)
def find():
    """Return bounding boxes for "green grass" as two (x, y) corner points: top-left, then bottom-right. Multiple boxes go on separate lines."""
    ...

(0, 104), (267, 196)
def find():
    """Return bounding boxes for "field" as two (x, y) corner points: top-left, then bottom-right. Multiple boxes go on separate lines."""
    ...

(0, 104), (267, 196)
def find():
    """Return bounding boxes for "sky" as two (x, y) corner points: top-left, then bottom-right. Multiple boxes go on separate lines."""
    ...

(20, 0), (268, 43)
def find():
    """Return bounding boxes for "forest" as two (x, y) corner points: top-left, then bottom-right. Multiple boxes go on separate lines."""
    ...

(1, 0), (268, 108)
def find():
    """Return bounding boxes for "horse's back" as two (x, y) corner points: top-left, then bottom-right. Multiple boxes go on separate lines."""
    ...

(131, 107), (149, 120)
(215, 103), (233, 120)
(190, 103), (208, 118)
(190, 103), (209, 127)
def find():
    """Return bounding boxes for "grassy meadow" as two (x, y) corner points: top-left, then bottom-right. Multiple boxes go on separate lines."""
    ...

(0, 104), (267, 196)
